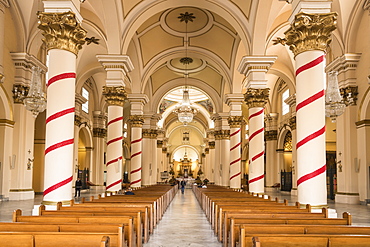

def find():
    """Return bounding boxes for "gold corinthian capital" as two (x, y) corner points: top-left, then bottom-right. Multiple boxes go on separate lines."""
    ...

(37, 11), (87, 56)
(281, 12), (337, 57)
(102, 86), (126, 106)
(228, 116), (244, 128)
(244, 88), (269, 108)
(128, 115), (144, 127)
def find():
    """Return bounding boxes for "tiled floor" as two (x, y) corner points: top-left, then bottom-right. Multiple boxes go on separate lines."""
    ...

(0, 187), (369, 247)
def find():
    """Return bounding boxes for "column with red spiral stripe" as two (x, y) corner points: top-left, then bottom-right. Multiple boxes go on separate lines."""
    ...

(37, 11), (86, 205)
(228, 116), (243, 189)
(245, 88), (269, 194)
(128, 115), (145, 188)
(278, 12), (337, 207)
(102, 86), (126, 192)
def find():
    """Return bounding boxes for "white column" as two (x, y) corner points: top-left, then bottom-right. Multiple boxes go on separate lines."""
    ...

(280, 6), (337, 207)
(212, 116), (222, 185)
(220, 131), (230, 187)
(92, 111), (106, 185)
(0, 120), (13, 200)
(356, 121), (370, 204)
(265, 130), (278, 187)
(129, 116), (144, 187)
(326, 54), (361, 204)
(38, 8), (86, 204)
(142, 129), (151, 186)
(238, 56), (276, 194)
(0, 0), (9, 75)
(208, 140), (215, 184)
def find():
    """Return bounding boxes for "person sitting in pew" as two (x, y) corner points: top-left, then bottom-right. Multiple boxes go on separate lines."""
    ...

(125, 187), (135, 195)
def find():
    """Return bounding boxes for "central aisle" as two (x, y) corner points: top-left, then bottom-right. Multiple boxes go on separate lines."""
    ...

(143, 187), (222, 247)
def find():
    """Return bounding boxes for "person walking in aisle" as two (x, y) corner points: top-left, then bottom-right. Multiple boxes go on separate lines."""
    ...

(180, 179), (186, 194)
(74, 177), (82, 197)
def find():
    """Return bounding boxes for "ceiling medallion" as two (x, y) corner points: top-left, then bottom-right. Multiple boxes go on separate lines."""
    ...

(180, 57), (193, 65)
(178, 12), (196, 23)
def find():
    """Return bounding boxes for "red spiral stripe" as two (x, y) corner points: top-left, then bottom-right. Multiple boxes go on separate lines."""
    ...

(230, 128), (241, 137)
(296, 126), (325, 149)
(107, 136), (123, 146)
(43, 176), (72, 196)
(46, 107), (75, 124)
(230, 172), (241, 181)
(252, 150), (264, 162)
(131, 151), (142, 159)
(249, 174), (264, 184)
(230, 142), (241, 151)
(47, 73), (76, 87)
(296, 55), (325, 76)
(230, 157), (241, 166)
(106, 179), (122, 190)
(296, 90), (325, 112)
(249, 127), (264, 141)
(107, 116), (123, 126)
(249, 108), (264, 120)
(131, 138), (142, 144)
(45, 139), (74, 155)
(106, 156), (122, 167)
(131, 179), (142, 185)
(130, 167), (142, 174)
(297, 164), (326, 186)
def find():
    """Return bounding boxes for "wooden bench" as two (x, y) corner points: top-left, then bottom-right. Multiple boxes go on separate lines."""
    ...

(218, 208), (328, 243)
(13, 210), (134, 247)
(248, 235), (370, 247)
(229, 212), (352, 247)
(0, 233), (110, 247)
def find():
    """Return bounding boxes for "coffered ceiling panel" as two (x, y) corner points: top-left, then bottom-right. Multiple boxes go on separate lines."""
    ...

(151, 66), (181, 94)
(230, 0), (253, 20)
(190, 25), (236, 68)
(138, 25), (183, 66)
(191, 66), (223, 95)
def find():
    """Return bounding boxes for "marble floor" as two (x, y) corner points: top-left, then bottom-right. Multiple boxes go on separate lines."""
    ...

(0, 187), (369, 247)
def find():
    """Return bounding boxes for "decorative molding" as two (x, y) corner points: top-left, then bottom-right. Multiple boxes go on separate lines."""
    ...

(93, 128), (106, 138)
(157, 140), (163, 148)
(37, 11), (87, 55)
(142, 129), (158, 139)
(74, 115), (82, 126)
(208, 141), (215, 149)
(0, 0), (10, 8)
(265, 130), (278, 141)
(12, 84), (29, 104)
(289, 116), (296, 130)
(214, 130), (230, 140)
(364, 0), (370, 11)
(128, 115), (144, 127)
(275, 12), (337, 57)
(340, 86), (358, 106)
(0, 119), (15, 126)
(244, 88), (269, 108)
(102, 86), (126, 106)
(355, 119), (370, 127)
(228, 116), (244, 127)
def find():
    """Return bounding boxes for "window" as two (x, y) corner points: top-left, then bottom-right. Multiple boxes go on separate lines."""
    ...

(82, 87), (89, 113)
(282, 89), (290, 115)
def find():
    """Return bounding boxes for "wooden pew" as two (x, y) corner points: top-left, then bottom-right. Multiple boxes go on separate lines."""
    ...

(220, 208), (328, 243)
(248, 235), (370, 247)
(0, 233), (110, 247)
(39, 206), (143, 246)
(13, 210), (134, 247)
(229, 212), (352, 247)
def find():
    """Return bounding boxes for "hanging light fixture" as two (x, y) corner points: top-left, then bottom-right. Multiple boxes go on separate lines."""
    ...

(23, 66), (47, 118)
(173, 12), (198, 126)
(325, 71), (345, 122)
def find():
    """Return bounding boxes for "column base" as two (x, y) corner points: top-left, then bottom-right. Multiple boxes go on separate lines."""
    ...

(311, 207), (337, 218)
(32, 204), (57, 215)
(291, 188), (298, 196)
(335, 193), (360, 204)
(9, 189), (34, 200)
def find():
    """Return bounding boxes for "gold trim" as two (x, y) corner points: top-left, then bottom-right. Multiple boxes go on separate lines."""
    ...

(37, 11), (87, 56)
(355, 119), (370, 127)
(0, 119), (15, 126)
(280, 12), (337, 57)
(128, 115), (144, 127)
(42, 200), (71, 206)
(103, 86), (126, 106)
(9, 189), (34, 192)
(244, 88), (269, 108)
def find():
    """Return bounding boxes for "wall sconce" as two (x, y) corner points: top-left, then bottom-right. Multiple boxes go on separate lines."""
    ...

(337, 160), (342, 172)
(27, 158), (34, 170)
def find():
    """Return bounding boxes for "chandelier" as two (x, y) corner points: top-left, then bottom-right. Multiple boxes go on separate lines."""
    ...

(173, 12), (198, 125)
(24, 66), (47, 118)
(325, 71), (345, 122)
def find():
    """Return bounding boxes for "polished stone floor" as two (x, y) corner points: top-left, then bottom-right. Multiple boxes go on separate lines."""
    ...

(0, 187), (369, 247)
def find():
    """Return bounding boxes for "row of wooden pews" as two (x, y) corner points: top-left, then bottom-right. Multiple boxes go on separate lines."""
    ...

(193, 185), (370, 247)
(4, 184), (177, 247)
